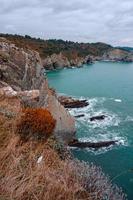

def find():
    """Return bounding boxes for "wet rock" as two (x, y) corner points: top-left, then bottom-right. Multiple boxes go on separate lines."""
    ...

(58, 96), (89, 109)
(69, 139), (118, 149)
(75, 114), (85, 118)
(90, 115), (106, 121)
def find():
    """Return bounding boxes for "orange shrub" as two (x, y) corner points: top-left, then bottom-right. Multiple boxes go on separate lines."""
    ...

(16, 108), (56, 141)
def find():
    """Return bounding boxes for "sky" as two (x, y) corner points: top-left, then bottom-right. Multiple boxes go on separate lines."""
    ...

(0, 0), (133, 46)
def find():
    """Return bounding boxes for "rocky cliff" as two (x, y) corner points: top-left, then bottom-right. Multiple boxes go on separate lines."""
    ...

(0, 37), (43, 90)
(42, 53), (93, 70)
(102, 48), (133, 62)
(0, 34), (112, 69)
(1, 33), (133, 70)
(0, 37), (76, 143)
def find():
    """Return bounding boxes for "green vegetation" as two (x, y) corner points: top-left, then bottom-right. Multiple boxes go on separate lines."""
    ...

(0, 33), (112, 59)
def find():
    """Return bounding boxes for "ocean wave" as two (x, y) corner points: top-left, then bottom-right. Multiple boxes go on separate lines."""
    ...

(70, 107), (120, 129)
(79, 134), (127, 145)
(88, 111), (120, 129)
(68, 95), (127, 153)
(125, 116), (133, 122)
(114, 99), (122, 103)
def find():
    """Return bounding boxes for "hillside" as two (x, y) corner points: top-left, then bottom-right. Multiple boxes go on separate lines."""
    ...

(1, 33), (133, 70)
(0, 33), (112, 58)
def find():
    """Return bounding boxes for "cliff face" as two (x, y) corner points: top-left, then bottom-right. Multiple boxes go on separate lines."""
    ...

(0, 37), (76, 143)
(0, 37), (43, 90)
(102, 48), (133, 62)
(1, 34), (133, 70)
(0, 34), (112, 69)
(42, 53), (93, 70)
(38, 80), (76, 143)
(0, 38), (92, 72)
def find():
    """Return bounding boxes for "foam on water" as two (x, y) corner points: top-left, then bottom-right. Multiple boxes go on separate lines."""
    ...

(68, 96), (127, 154)
(70, 99), (120, 129)
(72, 135), (128, 155)
(125, 116), (133, 122)
(114, 99), (122, 103)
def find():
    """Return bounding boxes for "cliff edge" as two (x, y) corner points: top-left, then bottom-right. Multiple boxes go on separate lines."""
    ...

(0, 37), (76, 143)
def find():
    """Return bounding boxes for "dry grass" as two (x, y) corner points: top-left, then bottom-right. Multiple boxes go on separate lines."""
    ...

(0, 96), (21, 148)
(0, 96), (126, 200)
(0, 135), (126, 200)
(0, 136), (89, 200)
(0, 114), (13, 148)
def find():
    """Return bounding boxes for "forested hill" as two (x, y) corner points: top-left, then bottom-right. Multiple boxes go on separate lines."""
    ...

(116, 46), (133, 52)
(0, 33), (112, 59)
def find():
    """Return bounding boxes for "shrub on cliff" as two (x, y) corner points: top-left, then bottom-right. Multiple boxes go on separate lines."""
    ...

(16, 108), (56, 141)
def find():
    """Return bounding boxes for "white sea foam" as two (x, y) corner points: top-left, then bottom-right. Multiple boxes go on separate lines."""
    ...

(88, 111), (120, 129)
(114, 99), (122, 103)
(79, 134), (127, 145)
(125, 116), (133, 122)
(70, 107), (120, 129)
(65, 95), (127, 153)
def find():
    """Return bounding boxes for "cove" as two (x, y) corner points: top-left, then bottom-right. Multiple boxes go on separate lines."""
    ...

(47, 61), (133, 200)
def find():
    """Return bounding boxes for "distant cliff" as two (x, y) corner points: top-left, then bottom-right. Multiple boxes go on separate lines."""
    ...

(102, 48), (133, 62)
(0, 33), (112, 69)
(0, 33), (133, 70)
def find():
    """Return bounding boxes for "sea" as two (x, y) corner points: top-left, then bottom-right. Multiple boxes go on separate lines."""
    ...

(47, 61), (133, 200)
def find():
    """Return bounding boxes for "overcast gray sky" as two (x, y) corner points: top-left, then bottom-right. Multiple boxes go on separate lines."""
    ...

(0, 0), (133, 46)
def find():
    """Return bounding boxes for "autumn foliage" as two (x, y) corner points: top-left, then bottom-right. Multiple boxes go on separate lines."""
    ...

(16, 108), (56, 141)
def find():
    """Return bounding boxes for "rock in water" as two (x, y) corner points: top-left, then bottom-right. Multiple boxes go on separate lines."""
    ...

(69, 139), (118, 149)
(75, 114), (85, 118)
(90, 115), (106, 121)
(58, 96), (89, 108)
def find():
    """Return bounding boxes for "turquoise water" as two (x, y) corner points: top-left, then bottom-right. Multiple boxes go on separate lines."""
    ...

(47, 62), (133, 199)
